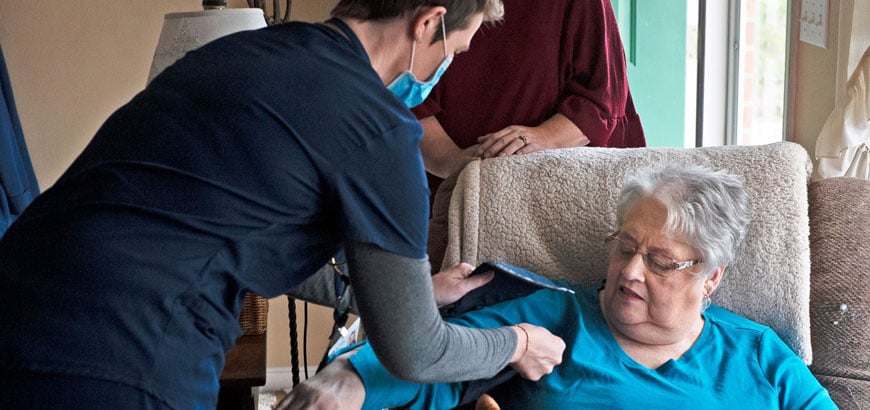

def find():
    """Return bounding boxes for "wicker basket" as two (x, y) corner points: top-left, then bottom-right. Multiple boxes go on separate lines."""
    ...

(239, 292), (269, 335)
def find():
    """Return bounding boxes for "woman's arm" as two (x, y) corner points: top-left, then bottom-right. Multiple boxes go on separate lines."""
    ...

(276, 343), (463, 410)
(759, 330), (838, 409)
(275, 351), (367, 410)
(345, 242), (565, 382)
(286, 287), (573, 410)
(418, 116), (480, 179)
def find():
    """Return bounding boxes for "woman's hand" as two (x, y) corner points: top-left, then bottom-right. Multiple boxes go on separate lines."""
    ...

(475, 125), (544, 158)
(508, 323), (566, 381)
(475, 114), (589, 158)
(431, 262), (494, 307)
(275, 354), (365, 410)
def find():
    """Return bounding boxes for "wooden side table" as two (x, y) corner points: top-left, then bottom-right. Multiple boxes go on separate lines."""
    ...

(217, 333), (267, 410)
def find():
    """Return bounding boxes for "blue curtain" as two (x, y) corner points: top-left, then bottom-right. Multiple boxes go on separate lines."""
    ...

(0, 43), (39, 237)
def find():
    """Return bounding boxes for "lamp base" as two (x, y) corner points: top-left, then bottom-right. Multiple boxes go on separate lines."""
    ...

(203, 0), (228, 10)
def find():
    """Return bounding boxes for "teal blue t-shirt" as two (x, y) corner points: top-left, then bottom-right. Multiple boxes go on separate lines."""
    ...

(349, 284), (836, 409)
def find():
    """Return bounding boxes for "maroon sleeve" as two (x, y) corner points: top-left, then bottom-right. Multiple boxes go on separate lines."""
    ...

(557, 0), (645, 148)
(411, 95), (442, 120)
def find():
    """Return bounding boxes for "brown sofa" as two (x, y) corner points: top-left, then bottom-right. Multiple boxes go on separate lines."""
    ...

(807, 176), (869, 409)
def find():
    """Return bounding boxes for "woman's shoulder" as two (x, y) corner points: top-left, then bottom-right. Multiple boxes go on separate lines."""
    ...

(704, 304), (794, 355)
(705, 304), (771, 333)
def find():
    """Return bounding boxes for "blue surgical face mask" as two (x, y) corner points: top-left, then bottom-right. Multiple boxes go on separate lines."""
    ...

(388, 15), (453, 108)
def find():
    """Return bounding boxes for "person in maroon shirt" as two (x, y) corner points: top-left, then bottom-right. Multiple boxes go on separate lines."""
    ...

(413, 0), (646, 270)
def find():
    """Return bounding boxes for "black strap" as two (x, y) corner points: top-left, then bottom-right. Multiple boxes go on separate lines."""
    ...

(317, 252), (352, 372)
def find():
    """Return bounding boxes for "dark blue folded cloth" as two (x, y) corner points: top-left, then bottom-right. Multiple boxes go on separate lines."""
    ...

(443, 261), (573, 317)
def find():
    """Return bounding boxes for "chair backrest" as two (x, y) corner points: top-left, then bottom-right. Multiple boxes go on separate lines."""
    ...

(443, 142), (814, 363)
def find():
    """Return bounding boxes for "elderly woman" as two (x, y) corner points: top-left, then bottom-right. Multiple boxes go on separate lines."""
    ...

(284, 165), (836, 409)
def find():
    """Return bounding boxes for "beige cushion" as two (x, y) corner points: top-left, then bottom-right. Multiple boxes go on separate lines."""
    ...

(443, 142), (814, 363)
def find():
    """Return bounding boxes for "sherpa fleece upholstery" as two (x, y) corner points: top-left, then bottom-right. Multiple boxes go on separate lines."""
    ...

(442, 142), (814, 363)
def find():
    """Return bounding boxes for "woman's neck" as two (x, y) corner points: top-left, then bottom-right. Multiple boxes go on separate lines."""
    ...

(599, 294), (706, 369)
(339, 17), (411, 85)
(607, 315), (705, 369)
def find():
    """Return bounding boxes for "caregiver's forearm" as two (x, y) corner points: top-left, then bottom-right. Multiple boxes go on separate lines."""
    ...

(345, 242), (516, 383)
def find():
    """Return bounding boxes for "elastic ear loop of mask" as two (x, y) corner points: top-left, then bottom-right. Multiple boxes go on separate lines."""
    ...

(440, 14), (447, 57)
(408, 14), (448, 72)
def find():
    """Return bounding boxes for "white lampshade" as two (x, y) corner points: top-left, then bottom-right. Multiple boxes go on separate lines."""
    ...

(148, 8), (267, 84)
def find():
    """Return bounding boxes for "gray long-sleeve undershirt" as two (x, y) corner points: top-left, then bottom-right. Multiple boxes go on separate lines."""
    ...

(345, 242), (517, 383)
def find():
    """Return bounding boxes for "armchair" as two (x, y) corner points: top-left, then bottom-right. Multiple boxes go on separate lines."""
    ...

(438, 142), (867, 408)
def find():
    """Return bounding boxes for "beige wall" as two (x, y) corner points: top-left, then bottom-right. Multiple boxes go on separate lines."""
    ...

(0, 0), (862, 375)
(790, 0), (841, 157)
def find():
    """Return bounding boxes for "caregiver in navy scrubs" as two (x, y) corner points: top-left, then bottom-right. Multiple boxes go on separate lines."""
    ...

(0, 1), (564, 409)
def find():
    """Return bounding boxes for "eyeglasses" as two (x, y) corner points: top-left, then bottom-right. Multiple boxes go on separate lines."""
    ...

(604, 232), (702, 276)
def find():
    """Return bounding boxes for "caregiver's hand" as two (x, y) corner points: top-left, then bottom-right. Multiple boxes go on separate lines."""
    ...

(275, 353), (364, 410)
(508, 323), (566, 381)
(432, 262), (494, 307)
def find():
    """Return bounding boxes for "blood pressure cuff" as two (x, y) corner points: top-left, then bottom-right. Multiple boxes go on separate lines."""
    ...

(442, 261), (575, 407)
(441, 261), (574, 318)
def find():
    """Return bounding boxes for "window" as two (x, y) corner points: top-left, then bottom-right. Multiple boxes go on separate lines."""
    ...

(730, 0), (789, 145)
(613, 0), (790, 147)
